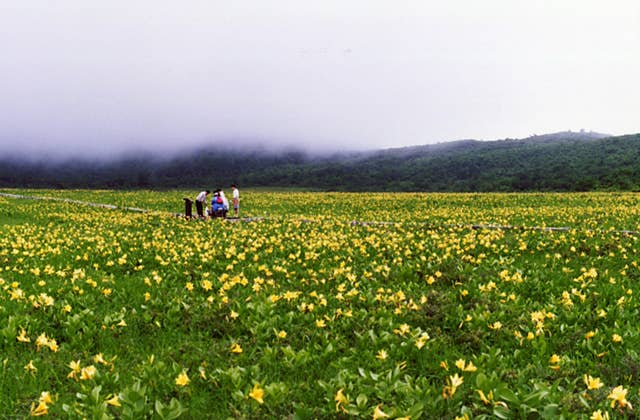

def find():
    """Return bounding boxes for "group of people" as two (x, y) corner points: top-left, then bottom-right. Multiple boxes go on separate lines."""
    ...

(194, 184), (239, 219)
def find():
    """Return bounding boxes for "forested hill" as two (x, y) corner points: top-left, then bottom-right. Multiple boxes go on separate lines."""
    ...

(2, 131), (640, 191)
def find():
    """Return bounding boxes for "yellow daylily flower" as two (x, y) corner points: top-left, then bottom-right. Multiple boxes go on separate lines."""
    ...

(608, 385), (632, 409)
(583, 375), (604, 390)
(24, 360), (37, 374)
(372, 404), (389, 419)
(80, 365), (97, 380)
(376, 349), (388, 360)
(38, 392), (53, 405)
(335, 388), (349, 412)
(590, 410), (610, 420)
(175, 371), (190, 387)
(248, 383), (264, 404)
(17, 328), (30, 343)
(106, 394), (121, 407)
(68, 360), (81, 380)
(30, 401), (49, 417)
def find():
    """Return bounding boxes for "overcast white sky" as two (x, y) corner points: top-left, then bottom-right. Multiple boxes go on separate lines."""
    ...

(1, 1), (639, 158)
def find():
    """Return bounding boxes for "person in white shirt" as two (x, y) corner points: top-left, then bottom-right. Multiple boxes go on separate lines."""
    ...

(231, 184), (240, 217)
(195, 190), (210, 218)
(219, 189), (229, 212)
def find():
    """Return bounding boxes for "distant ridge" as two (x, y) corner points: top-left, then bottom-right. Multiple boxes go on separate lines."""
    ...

(1, 131), (639, 192)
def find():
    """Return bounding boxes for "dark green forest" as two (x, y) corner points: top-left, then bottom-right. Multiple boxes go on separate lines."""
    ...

(2, 131), (640, 192)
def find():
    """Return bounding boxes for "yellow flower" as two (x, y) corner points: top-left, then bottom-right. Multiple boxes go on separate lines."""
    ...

(24, 360), (37, 374)
(68, 360), (81, 380)
(590, 410), (610, 420)
(315, 319), (326, 328)
(584, 375), (604, 390)
(549, 354), (561, 365)
(477, 389), (494, 405)
(612, 334), (623, 343)
(585, 330), (597, 340)
(17, 328), (31, 343)
(30, 401), (49, 416)
(47, 338), (59, 352)
(442, 373), (464, 399)
(80, 365), (97, 380)
(372, 404), (389, 419)
(462, 361), (477, 372)
(106, 394), (121, 407)
(175, 371), (190, 387)
(335, 388), (349, 412)
(376, 349), (388, 360)
(248, 383), (264, 404)
(117, 319), (127, 327)
(608, 385), (632, 409)
(230, 343), (243, 354)
(201, 279), (213, 291)
(35, 333), (49, 351)
(185, 282), (194, 291)
(415, 332), (430, 349)
(393, 323), (411, 335)
(38, 391), (53, 405)
(93, 353), (108, 365)
(449, 373), (464, 388)
(277, 330), (287, 339)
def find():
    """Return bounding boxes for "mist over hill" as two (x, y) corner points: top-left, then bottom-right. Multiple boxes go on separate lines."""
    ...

(2, 131), (640, 192)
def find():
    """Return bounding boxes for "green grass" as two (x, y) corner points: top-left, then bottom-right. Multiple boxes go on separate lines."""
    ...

(1, 190), (640, 418)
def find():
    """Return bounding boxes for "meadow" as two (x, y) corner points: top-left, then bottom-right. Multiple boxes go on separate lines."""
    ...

(1, 189), (640, 419)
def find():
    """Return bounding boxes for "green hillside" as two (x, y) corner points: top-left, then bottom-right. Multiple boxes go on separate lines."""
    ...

(240, 132), (640, 191)
(2, 132), (639, 191)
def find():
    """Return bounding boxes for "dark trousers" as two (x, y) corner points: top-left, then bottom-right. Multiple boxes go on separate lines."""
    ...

(195, 200), (204, 217)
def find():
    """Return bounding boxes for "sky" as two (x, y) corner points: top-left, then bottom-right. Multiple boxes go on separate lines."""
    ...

(1, 1), (639, 158)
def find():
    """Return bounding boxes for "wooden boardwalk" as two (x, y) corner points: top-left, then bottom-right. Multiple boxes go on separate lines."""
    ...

(2, 192), (638, 235)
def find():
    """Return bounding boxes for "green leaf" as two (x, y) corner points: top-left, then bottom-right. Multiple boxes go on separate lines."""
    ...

(292, 406), (314, 420)
(492, 406), (511, 419)
(90, 386), (102, 403)
(522, 389), (549, 405)
(475, 372), (488, 388)
(541, 404), (559, 419)
(494, 385), (519, 405)
(155, 400), (165, 418)
(577, 394), (591, 409)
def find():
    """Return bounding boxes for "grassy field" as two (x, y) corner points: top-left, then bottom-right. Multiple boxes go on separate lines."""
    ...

(1, 189), (640, 418)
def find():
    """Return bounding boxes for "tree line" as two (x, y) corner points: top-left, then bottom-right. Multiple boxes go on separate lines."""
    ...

(1, 132), (639, 192)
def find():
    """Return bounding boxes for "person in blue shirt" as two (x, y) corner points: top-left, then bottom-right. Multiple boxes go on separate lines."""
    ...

(210, 189), (227, 218)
